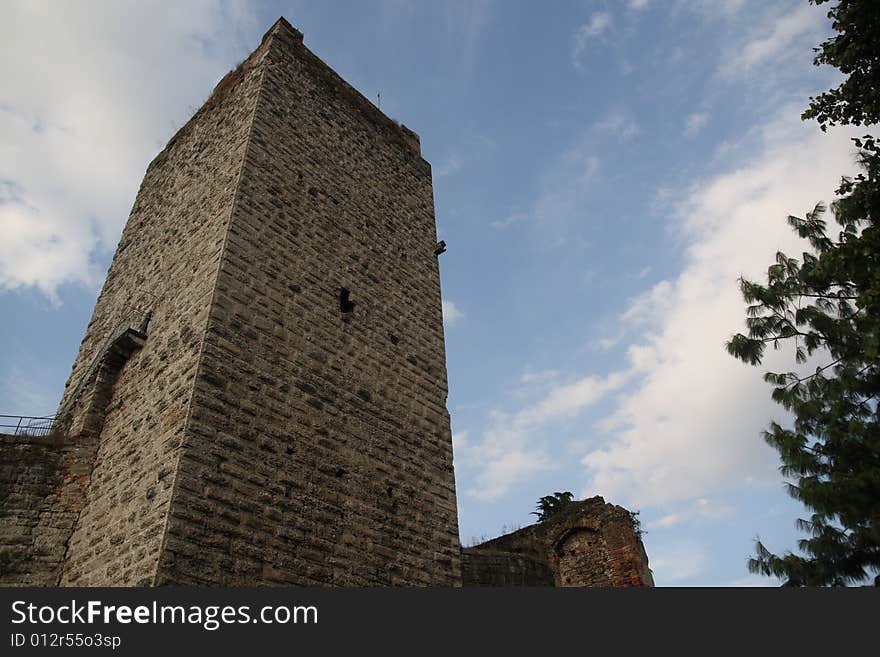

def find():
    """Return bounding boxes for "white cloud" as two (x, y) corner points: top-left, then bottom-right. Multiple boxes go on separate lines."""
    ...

(452, 430), (469, 450)
(491, 211), (529, 230)
(580, 12), (612, 39)
(0, 365), (57, 416)
(435, 155), (462, 177)
(618, 280), (673, 328)
(442, 300), (464, 326)
(0, 1), (256, 298)
(629, 0), (650, 10)
(459, 370), (629, 502)
(593, 111), (640, 140)
(572, 12), (612, 69)
(519, 368), (560, 385)
(593, 335), (622, 351)
(720, 4), (822, 78)
(529, 137), (599, 235)
(680, 0), (745, 17)
(518, 372), (630, 427)
(580, 107), (861, 510)
(684, 111), (709, 138)
(721, 574), (783, 587)
(647, 498), (734, 529)
(470, 446), (554, 503)
(648, 539), (710, 584)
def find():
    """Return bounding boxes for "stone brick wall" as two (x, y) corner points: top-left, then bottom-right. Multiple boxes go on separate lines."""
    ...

(0, 434), (97, 586)
(154, 19), (461, 586)
(464, 497), (653, 587)
(9, 17), (461, 586)
(54, 26), (272, 585)
(461, 548), (555, 586)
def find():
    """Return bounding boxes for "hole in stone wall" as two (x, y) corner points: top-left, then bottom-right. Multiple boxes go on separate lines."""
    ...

(339, 288), (355, 314)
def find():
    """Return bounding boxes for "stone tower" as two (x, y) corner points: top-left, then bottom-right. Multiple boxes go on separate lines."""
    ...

(50, 18), (461, 586)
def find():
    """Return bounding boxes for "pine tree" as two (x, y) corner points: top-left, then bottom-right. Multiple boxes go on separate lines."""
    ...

(531, 492), (574, 522)
(726, 0), (880, 585)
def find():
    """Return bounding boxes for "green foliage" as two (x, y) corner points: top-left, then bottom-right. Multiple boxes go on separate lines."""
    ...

(726, 1), (880, 586)
(628, 510), (644, 540)
(802, 0), (880, 130)
(531, 491), (574, 522)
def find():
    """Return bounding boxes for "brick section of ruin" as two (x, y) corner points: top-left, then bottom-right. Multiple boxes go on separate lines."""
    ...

(463, 497), (653, 587)
(0, 434), (98, 586)
(5, 17), (461, 586)
(154, 19), (460, 586)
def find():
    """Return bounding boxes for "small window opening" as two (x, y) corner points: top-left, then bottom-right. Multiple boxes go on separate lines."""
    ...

(339, 288), (355, 314)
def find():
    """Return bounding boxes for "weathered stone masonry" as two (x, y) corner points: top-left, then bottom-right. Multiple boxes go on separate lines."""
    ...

(152, 19), (461, 586)
(463, 498), (654, 587)
(0, 17), (651, 588)
(0, 434), (98, 586)
(46, 17), (460, 586)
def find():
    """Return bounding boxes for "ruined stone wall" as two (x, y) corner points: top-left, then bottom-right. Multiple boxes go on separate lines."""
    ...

(0, 434), (97, 586)
(461, 548), (554, 586)
(55, 35), (272, 585)
(464, 497), (653, 587)
(154, 20), (461, 586)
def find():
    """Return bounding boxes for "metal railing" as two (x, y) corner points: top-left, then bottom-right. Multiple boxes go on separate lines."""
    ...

(0, 414), (56, 437)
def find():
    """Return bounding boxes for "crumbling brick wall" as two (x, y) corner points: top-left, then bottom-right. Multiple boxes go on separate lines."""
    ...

(463, 497), (653, 587)
(0, 434), (97, 586)
(461, 548), (555, 586)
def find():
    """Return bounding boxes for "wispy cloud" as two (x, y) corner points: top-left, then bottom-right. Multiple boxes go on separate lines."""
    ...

(648, 539), (710, 584)
(458, 370), (629, 502)
(519, 368), (560, 385)
(491, 210), (529, 230)
(680, 0), (745, 18)
(648, 498), (734, 529)
(593, 110), (640, 140)
(581, 107), (861, 509)
(442, 300), (464, 327)
(721, 574), (783, 587)
(684, 111), (709, 138)
(435, 155), (462, 177)
(572, 12), (612, 69)
(530, 138), (599, 233)
(0, 1), (257, 299)
(433, 133), (495, 179)
(0, 365), (58, 416)
(719, 4), (822, 78)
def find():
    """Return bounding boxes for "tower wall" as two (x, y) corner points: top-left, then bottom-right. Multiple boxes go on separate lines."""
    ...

(154, 21), (461, 586)
(56, 36), (271, 585)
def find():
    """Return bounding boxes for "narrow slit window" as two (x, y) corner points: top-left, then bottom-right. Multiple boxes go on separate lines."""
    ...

(339, 288), (355, 314)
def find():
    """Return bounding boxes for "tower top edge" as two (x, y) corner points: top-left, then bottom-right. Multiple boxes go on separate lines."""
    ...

(260, 16), (423, 158)
(150, 16), (424, 171)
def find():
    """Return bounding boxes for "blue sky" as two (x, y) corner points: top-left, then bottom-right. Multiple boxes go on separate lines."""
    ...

(0, 1), (866, 585)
